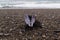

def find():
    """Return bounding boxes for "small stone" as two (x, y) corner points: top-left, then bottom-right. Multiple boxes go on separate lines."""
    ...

(58, 36), (60, 39)
(28, 37), (32, 39)
(42, 23), (44, 26)
(16, 38), (19, 40)
(7, 17), (9, 18)
(52, 16), (55, 18)
(10, 28), (13, 31)
(3, 38), (8, 40)
(35, 33), (38, 35)
(4, 33), (10, 36)
(0, 38), (3, 40)
(19, 31), (22, 34)
(42, 35), (46, 38)
(33, 35), (35, 37)
(0, 33), (3, 35)
(11, 22), (14, 23)
(22, 38), (28, 40)
(43, 39), (46, 40)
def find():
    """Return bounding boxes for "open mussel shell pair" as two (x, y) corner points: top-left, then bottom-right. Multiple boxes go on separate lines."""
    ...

(24, 14), (35, 27)
(24, 14), (42, 30)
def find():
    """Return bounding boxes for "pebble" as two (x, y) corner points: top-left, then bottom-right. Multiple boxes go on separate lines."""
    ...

(22, 38), (28, 40)
(7, 17), (10, 19)
(0, 33), (3, 35)
(10, 28), (13, 31)
(42, 23), (45, 26)
(11, 22), (14, 24)
(52, 16), (55, 18)
(42, 35), (46, 38)
(33, 35), (35, 38)
(19, 31), (22, 34)
(4, 33), (10, 36)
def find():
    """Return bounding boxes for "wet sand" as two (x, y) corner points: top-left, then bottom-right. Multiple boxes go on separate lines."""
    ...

(0, 9), (60, 40)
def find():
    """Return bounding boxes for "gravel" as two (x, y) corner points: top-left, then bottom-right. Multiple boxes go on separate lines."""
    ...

(0, 9), (60, 40)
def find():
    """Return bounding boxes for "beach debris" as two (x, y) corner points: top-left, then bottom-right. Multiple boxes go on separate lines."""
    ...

(24, 14), (42, 30)
(24, 14), (35, 27)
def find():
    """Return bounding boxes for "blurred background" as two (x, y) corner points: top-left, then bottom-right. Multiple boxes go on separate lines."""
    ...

(0, 0), (60, 8)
